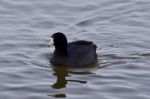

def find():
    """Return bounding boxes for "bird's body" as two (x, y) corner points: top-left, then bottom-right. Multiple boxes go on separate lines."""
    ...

(50, 33), (97, 67)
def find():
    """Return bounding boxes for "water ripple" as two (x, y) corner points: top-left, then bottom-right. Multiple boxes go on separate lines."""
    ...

(1, 0), (150, 99)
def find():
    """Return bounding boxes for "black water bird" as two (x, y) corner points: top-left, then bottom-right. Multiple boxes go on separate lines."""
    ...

(49, 32), (97, 67)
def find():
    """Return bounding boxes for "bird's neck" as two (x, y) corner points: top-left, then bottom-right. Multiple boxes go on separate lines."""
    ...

(54, 46), (68, 55)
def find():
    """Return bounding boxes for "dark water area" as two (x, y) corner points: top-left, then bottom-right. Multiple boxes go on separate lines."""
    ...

(0, 0), (150, 99)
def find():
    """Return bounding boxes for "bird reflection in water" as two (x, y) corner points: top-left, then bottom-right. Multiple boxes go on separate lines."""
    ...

(51, 66), (68, 89)
(49, 66), (95, 98)
(51, 66), (95, 89)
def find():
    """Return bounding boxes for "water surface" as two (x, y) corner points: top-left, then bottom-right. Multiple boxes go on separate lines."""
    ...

(1, 0), (150, 99)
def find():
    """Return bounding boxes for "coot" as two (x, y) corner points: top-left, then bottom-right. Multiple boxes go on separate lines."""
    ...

(49, 32), (97, 67)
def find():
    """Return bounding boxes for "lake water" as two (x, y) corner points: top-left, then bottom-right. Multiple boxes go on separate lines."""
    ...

(1, 0), (150, 99)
